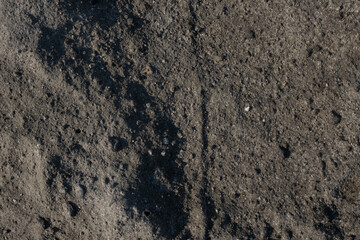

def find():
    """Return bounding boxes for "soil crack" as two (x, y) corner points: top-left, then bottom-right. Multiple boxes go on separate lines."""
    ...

(200, 89), (217, 239)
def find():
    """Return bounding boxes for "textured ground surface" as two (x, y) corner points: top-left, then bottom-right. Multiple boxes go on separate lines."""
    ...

(0, 0), (360, 239)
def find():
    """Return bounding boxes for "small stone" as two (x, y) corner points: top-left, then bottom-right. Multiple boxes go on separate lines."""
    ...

(141, 65), (153, 76)
(161, 151), (166, 156)
(118, 67), (125, 78)
(244, 106), (251, 112)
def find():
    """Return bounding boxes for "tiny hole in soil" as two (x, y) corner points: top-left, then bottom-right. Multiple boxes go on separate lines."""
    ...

(331, 110), (342, 124)
(109, 136), (128, 152)
(144, 210), (151, 217)
(105, 177), (110, 184)
(286, 229), (293, 239)
(279, 144), (291, 159)
(322, 161), (327, 176)
(307, 49), (314, 57)
(38, 216), (51, 229)
(250, 29), (256, 38)
(122, 163), (129, 171)
(75, 129), (81, 134)
(68, 201), (80, 217)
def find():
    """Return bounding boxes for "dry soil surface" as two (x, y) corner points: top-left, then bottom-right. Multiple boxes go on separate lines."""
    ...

(0, 0), (360, 239)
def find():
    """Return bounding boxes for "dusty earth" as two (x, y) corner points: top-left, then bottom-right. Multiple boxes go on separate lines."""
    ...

(0, 0), (360, 239)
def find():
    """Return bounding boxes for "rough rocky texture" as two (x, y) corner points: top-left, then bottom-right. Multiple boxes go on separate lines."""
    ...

(0, 0), (360, 239)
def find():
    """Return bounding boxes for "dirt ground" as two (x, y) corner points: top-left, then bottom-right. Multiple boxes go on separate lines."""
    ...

(0, 0), (359, 239)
